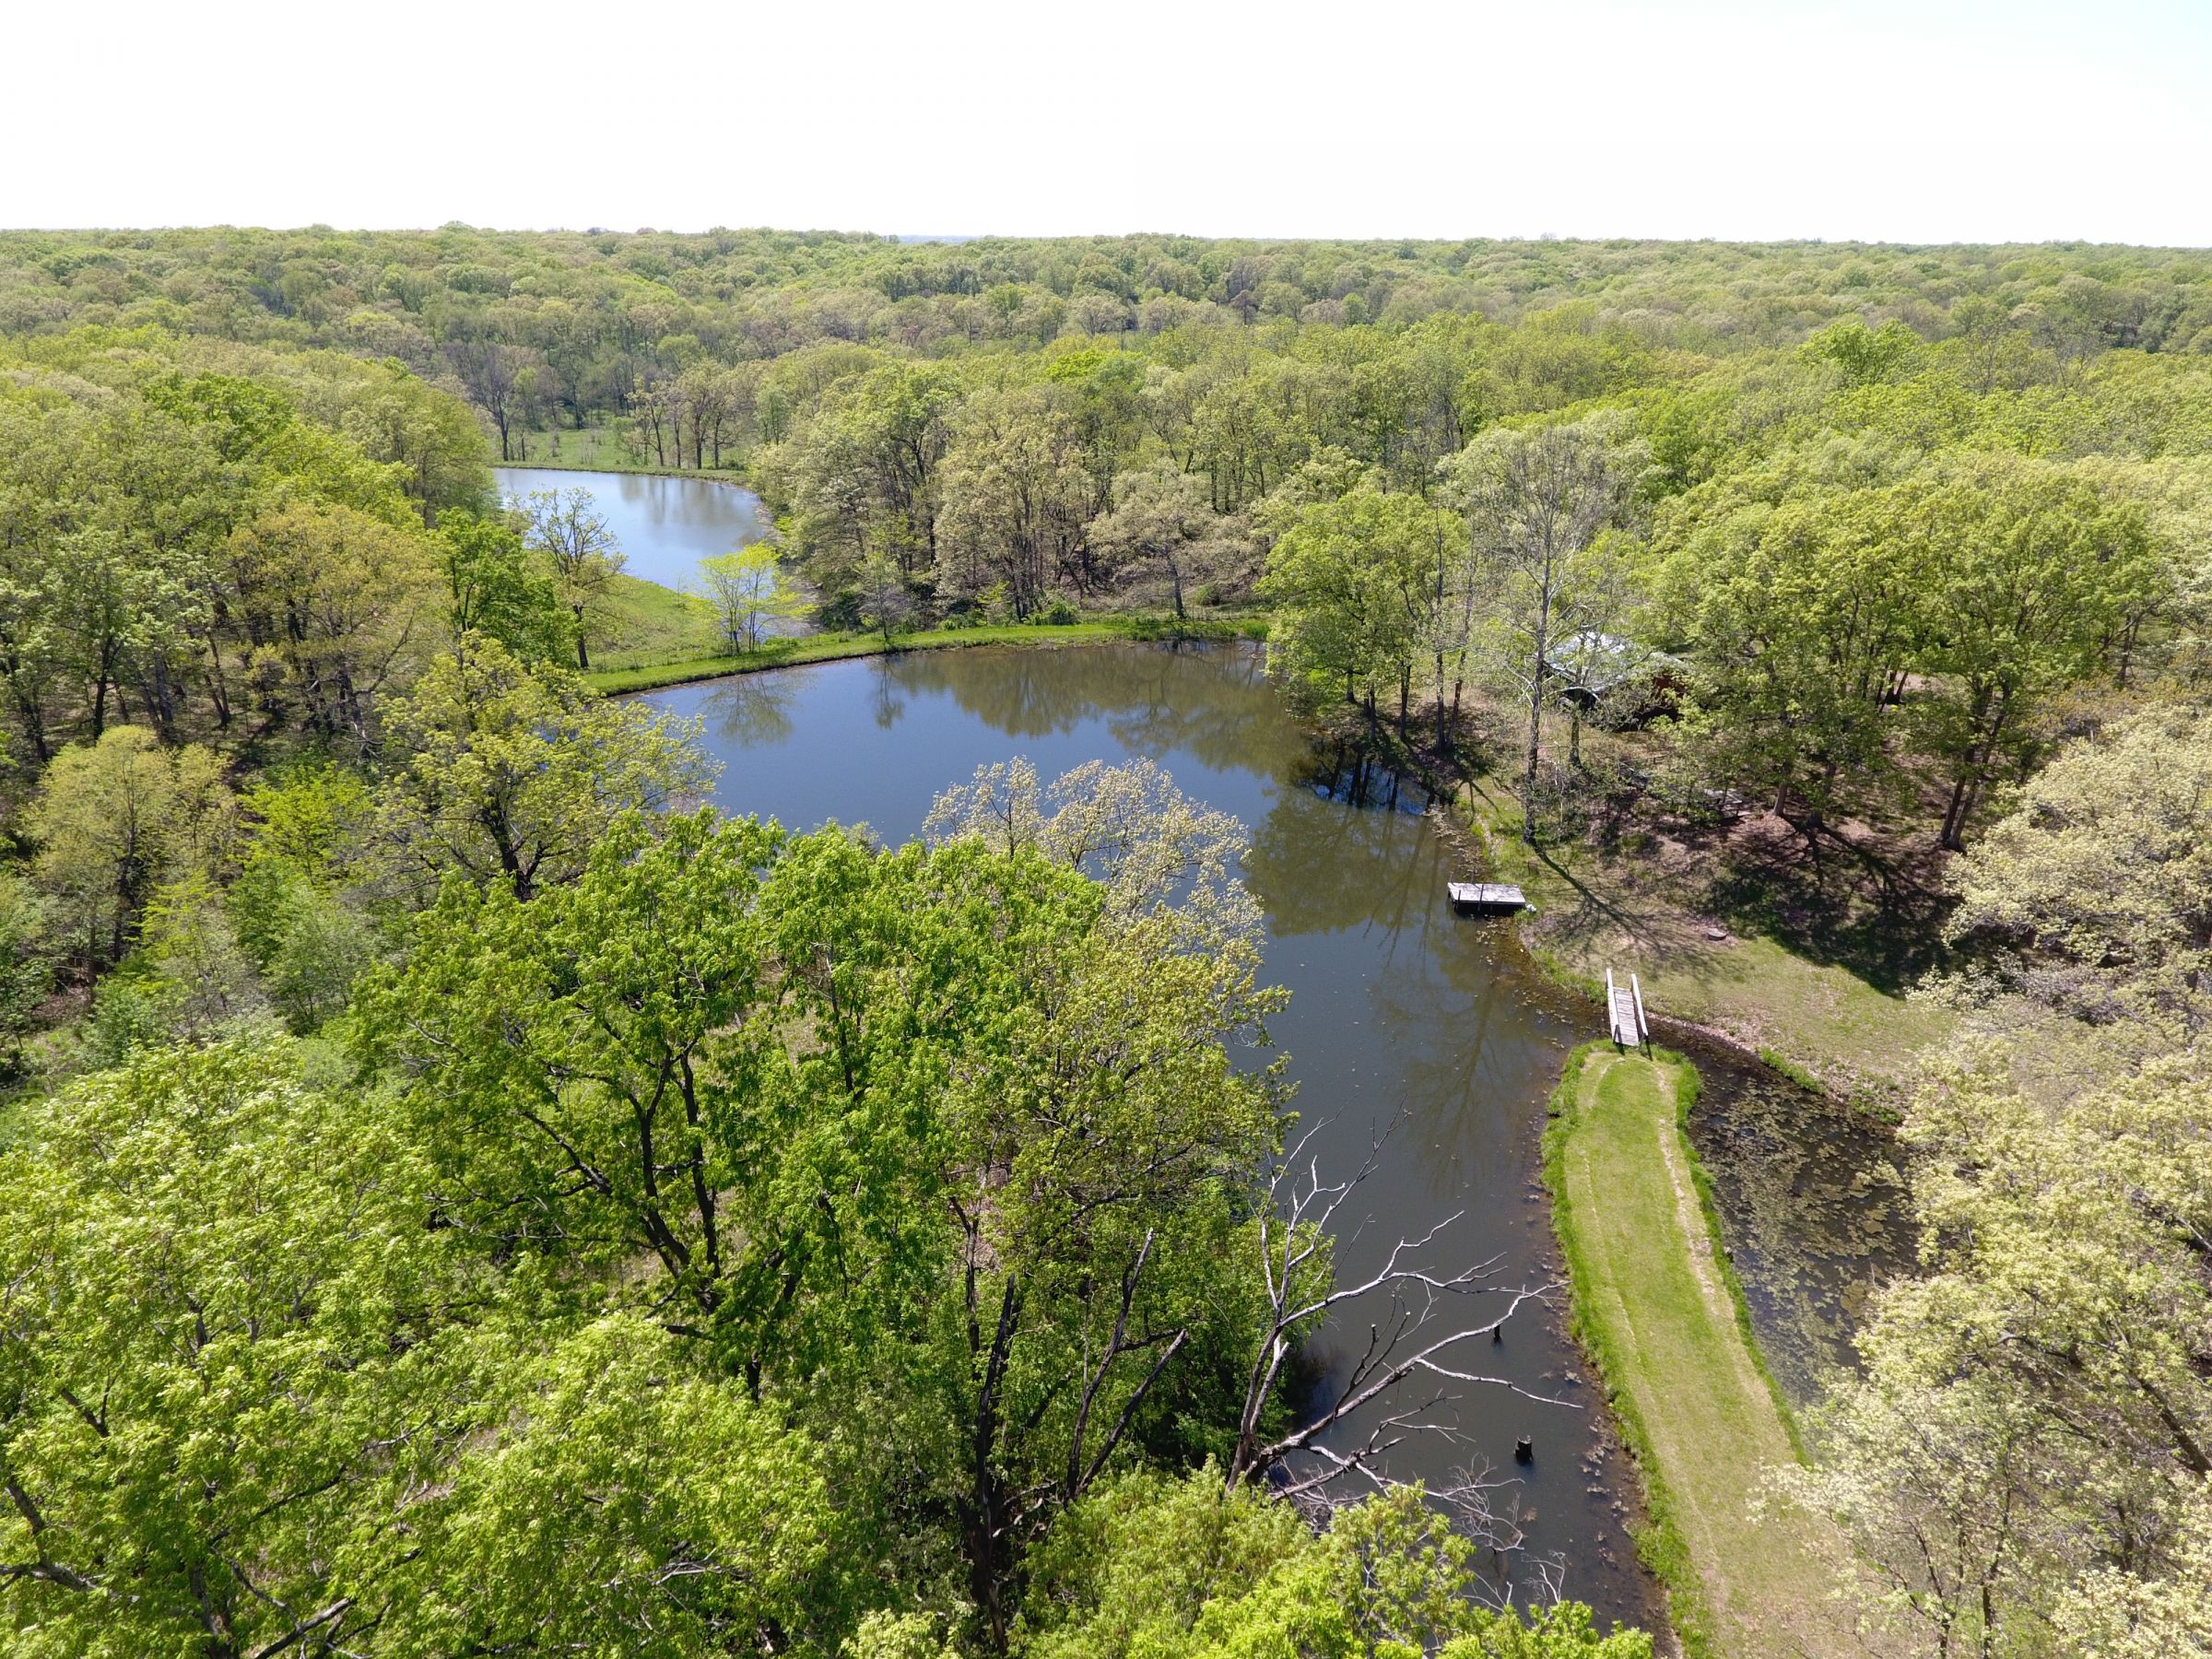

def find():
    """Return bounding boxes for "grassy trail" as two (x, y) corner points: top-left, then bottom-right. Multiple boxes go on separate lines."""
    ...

(1548, 1047), (1878, 1659)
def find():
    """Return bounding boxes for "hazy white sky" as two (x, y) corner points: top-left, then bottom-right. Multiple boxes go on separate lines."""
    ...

(7, 0), (2208, 244)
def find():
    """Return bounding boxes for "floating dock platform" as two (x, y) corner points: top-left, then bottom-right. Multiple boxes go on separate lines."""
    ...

(1447, 881), (1527, 912)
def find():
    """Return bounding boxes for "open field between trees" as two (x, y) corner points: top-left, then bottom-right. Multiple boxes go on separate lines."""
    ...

(1547, 1047), (1883, 1659)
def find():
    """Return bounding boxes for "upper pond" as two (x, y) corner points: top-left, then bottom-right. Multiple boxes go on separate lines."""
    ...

(642, 640), (1908, 1630)
(494, 465), (770, 592)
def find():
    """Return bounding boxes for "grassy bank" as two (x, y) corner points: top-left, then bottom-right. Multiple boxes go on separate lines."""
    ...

(1462, 779), (1949, 1105)
(1547, 1046), (1871, 1659)
(586, 620), (1184, 695)
(589, 574), (724, 668)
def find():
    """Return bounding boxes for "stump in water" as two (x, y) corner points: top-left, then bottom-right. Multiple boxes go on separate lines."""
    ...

(1515, 1436), (1534, 1465)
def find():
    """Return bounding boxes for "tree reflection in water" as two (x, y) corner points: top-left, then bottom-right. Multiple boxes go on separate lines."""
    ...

(879, 641), (1305, 776)
(700, 673), (798, 749)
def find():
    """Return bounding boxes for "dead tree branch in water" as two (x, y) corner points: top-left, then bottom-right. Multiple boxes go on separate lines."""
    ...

(1227, 1120), (1572, 1507)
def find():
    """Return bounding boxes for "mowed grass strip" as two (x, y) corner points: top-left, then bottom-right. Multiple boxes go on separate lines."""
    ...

(1547, 1047), (1875, 1659)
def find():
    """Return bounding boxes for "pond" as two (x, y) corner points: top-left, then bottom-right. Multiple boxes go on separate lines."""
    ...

(493, 465), (771, 593)
(641, 641), (1911, 1630)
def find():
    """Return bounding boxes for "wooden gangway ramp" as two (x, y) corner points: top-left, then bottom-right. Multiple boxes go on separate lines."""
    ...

(1606, 968), (1650, 1050)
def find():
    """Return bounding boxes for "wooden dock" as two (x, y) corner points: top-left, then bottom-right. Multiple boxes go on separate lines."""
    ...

(1606, 968), (1650, 1050)
(1447, 881), (1526, 912)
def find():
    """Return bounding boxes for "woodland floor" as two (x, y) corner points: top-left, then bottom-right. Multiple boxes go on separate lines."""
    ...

(1464, 771), (1955, 1106)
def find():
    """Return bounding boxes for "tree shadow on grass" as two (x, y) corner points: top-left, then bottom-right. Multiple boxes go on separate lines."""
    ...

(1698, 816), (1955, 994)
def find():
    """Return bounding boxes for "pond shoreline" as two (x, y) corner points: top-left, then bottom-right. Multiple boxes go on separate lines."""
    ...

(586, 618), (1260, 694)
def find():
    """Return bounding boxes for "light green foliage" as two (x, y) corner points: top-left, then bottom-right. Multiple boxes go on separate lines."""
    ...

(517, 486), (627, 668)
(371, 635), (713, 902)
(759, 360), (959, 590)
(1444, 417), (1646, 841)
(435, 508), (574, 662)
(1651, 436), (1921, 826)
(223, 497), (443, 742)
(1259, 477), (1455, 732)
(24, 725), (230, 969)
(126, 874), (268, 1041)
(1088, 465), (1248, 619)
(2051, 1485), (2212, 1658)
(699, 541), (807, 652)
(418, 1313), (832, 1658)
(0, 336), (480, 763)
(1782, 1052), (2212, 1652)
(356, 763), (1290, 1643)
(0, 1038), (836, 1659)
(1656, 441), (2167, 843)
(0, 875), (52, 1072)
(0, 1039), (483, 1657)
(1945, 703), (2212, 1043)
(1018, 1469), (1652, 1659)
(1892, 453), (2161, 847)
(935, 388), (1095, 619)
(11, 229), (2212, 1656)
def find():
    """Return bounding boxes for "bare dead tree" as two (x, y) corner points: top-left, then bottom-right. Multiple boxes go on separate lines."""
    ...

(1227, 1121), (1572, 1505)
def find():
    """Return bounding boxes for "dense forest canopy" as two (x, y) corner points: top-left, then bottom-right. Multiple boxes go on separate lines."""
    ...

(9, 227), (2212, 371)
(4, 226), (2211, 1656)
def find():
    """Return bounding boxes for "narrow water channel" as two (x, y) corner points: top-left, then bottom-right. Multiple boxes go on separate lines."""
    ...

(641, 641), (1911, 1631)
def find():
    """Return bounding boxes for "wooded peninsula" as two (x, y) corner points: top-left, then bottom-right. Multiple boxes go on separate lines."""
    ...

(1, 227), (2207, 1659)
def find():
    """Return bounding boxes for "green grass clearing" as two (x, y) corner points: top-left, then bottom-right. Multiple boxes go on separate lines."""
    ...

(1547, 1047), (1879, 1659)
(1465, 779), (1950, 1104)
(588, 573), (724, 669)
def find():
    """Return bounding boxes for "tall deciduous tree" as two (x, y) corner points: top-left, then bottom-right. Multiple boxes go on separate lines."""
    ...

(697, 543), (806, 653)
(1782, 1053), (2212, 1653)
(1088, 466), (1244, 620)
(936, 391), (1091, 619)
(1258, 478), (1448, 737)
(1445, 417), (1645, 842)
(517, 488), (627, 669)
(371, 637), (711, 903)
(1891, 455), (2160, 849)
(224, 500), (441, 744)
(25, 726), (230, 968)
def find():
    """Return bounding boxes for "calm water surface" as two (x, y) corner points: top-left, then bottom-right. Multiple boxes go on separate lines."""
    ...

(650, 642), (1662, 1623)
(494, 465), (771, 592)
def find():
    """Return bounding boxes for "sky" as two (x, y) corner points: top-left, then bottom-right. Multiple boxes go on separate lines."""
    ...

(6, 0), (2210, 245)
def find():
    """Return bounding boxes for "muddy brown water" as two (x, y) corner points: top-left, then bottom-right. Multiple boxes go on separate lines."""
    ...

(642, 640), (1912, 1632)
